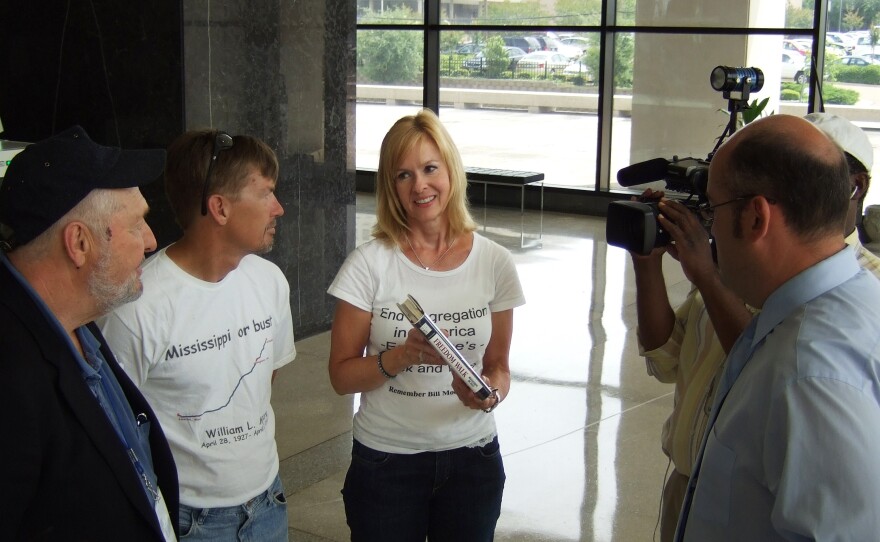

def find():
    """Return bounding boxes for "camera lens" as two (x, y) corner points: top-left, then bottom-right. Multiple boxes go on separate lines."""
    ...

(710, 66), (764, 93)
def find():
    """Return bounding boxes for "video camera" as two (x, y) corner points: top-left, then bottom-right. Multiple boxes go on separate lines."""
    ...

(606, 66), (763, 255)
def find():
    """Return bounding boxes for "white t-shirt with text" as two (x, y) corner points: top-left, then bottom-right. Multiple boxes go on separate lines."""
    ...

(328, 233), (524, 453)
(99, 248), (296, 508)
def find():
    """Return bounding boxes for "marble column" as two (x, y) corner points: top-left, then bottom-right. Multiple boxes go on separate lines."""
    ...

(0, 0), (355, 338)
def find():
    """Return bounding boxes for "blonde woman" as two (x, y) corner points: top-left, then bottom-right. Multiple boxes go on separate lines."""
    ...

(328, 109), (525, 541)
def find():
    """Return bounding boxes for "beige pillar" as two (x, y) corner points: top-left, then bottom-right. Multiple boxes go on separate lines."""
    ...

(629, 0), (786, 171)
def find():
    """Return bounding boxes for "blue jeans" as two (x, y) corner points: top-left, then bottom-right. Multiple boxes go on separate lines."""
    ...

(342, 437), (505, 542)
(179, 474), (288, 541)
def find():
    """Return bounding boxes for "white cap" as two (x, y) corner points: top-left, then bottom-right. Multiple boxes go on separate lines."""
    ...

(804, 112), (874, 171)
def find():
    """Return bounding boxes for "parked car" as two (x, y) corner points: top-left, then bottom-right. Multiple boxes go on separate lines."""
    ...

(783, 39), (810, 57)
(781, 52), (807, 84)
(528, 35), (552, 51)
(563, 60), (593, 81)
(454, 43), (484, 55)
(502, 36), (541, 54)
(560, 36), (591, 55)
(516, 51), (571, 75)
(836, 55), (878, 67)
(544, 36), (584, 60)
(525, 35), (582, 59)
(826, 41), (849, 57)
(852, 35), (879, 57)
(827, 32), (856, 54)
(462, 47), (526, 71)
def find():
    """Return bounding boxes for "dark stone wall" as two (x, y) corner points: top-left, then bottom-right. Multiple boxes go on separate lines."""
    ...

(0, 1), (182, 147)
(0, 0), (355, 339)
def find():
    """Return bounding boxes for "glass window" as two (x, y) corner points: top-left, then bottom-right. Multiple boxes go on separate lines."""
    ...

(440, 0), (602, 26)
(355, 1), (878, 202)
(357, 2), (421, 24)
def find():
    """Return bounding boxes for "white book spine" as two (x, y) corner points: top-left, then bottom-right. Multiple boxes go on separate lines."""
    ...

(398, 295), (492, 400)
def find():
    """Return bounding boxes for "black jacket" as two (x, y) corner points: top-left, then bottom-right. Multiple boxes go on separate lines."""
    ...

(0, 260), (179, 540)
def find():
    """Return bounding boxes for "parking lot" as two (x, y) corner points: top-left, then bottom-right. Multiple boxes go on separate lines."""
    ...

(356, 86), (880, 208)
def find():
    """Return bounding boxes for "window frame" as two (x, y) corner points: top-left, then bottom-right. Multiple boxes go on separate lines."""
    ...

(356, 0), (831, 211)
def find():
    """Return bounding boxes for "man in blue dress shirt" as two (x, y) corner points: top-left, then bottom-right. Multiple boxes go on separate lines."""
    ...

(675, 114), (880, 540)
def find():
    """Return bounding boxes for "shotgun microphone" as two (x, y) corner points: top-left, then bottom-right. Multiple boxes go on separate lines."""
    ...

(616, 157), (670, 187)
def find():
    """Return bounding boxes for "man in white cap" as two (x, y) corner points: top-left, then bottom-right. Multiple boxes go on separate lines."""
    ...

(804, 112), (879, 272)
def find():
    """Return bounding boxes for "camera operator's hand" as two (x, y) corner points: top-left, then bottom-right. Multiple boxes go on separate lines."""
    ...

(656, 199), (717, 288)
(656, 199), (752, 355)
(629, 188), (667, 260)
(630, 188), (674, 350)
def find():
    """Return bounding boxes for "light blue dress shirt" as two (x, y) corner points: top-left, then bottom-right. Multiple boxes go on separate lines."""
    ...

(681, 246), (880, 540)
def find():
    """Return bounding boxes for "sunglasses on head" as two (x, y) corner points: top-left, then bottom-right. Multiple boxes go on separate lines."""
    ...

(200, 131), (234, 216)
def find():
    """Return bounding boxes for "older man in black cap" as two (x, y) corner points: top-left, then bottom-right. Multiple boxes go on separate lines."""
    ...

(0, 126), (179, 541)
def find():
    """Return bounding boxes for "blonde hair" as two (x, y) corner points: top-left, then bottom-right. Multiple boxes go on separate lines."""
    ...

(372, 109), (476, 243)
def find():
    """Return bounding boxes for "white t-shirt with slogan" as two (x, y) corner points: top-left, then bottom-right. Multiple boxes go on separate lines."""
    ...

(328, 233), (524, 454)
(98, 248), (296, 508)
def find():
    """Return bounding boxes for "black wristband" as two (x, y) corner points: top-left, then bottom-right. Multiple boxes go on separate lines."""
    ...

(377, 350), (396, 379)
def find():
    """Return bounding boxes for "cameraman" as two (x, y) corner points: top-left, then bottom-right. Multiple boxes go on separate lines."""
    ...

(630, 188), (752, 542)
(632, 112), (879, 542)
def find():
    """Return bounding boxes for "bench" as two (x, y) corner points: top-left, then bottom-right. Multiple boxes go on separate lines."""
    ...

(464, 167), (544, 248)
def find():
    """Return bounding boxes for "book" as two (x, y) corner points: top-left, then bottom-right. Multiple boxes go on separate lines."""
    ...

(397, 294), (492, 400)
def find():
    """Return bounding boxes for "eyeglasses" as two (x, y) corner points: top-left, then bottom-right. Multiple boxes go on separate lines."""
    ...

(200, 131), (234, 216)
(697, 194), (776, 226)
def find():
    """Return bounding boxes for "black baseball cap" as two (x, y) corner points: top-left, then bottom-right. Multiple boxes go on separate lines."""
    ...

(0, 125), (165, 247)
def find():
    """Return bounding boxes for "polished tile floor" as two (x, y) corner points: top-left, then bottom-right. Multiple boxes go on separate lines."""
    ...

(275, 193), (692, 541)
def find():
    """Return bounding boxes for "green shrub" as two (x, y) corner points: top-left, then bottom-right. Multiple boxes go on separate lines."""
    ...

(780, 88), (801, 101)
(517, 72), (534, 80)
(483, 36), (508, 79)
(571, 75), (587, 86)
(358, 24), (422, 84)
(823, 85), (859, 105)
(834, 65), (880, 85)
(440, 54), (464, 75)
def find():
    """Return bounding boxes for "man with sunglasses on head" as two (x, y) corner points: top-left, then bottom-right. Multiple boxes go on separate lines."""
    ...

(630, 112), (880, 542)
(99, 130), (296, 541)
(0, 126), (178, 540)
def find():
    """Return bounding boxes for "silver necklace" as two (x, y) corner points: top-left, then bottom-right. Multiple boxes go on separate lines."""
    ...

(405, 234), (457, 270)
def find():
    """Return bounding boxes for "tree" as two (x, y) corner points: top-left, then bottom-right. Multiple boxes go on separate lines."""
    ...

(441, 31), (466, 54)
(785, 3), (814, 27)
(856, 0), (880, 28)
(583, 32), (634, 89)
(844, 8), (865, 31)
(358, 8), (423, 84)
(479, 0), (549, 24)
(483, 36), (508, 78)
(554, 0), (602, 25)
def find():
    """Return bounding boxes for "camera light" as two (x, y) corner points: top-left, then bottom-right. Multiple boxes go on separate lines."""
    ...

(710, 66), (764, 93)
